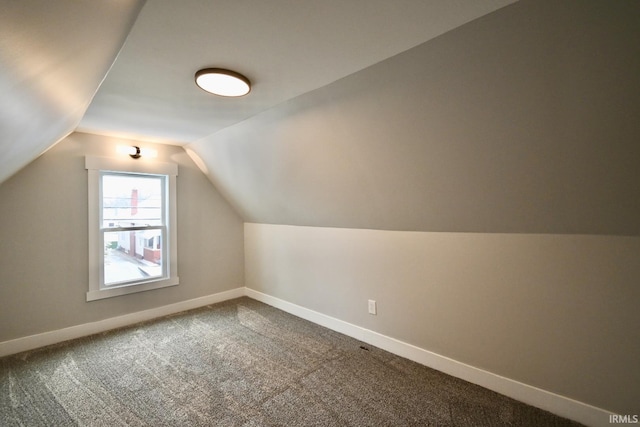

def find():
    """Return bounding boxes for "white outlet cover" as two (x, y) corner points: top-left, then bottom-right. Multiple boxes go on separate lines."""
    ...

(368, 300), (377, 315)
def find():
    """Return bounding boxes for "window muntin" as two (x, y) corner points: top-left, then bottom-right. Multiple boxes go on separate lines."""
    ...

(100, 172), (167, 287)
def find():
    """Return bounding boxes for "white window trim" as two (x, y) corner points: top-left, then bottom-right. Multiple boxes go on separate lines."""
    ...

(86, 156), (179, 301)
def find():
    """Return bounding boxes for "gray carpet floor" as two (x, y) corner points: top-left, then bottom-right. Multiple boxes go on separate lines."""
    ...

(1, 297), (583, 426)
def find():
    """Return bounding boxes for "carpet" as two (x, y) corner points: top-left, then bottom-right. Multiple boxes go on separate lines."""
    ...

(0, 297), (583, 426)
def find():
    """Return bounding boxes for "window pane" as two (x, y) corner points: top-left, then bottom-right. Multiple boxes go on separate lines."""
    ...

(102, 174), (163, 228)
(104, 230), (163, 286)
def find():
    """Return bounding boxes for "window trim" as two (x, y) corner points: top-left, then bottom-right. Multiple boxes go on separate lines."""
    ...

(86, 156), (178, 301)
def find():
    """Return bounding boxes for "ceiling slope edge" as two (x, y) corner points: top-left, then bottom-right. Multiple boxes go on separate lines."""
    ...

(0, 0), (146, 185)
(184, 0), (640, 235)
(183, 1), (521, 216)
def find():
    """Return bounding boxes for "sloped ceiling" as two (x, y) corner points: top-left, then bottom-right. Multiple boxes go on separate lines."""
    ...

(0, 0), (517, 184)
(0, 0), (145, 184)
(4, 0), (637, 235)
(77, 0), (517, 144)
(188, 0), (640, 235)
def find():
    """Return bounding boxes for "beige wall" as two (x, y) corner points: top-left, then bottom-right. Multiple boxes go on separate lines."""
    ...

(245, 223), (640, 415)
(218, 0), (640, 417)
(0, 132), (244, 342)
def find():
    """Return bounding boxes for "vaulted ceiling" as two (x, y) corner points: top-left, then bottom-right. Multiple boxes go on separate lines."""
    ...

(2, 0), (638, 235)
(1, 0), (516, 183)
(0, 0), (144, 184)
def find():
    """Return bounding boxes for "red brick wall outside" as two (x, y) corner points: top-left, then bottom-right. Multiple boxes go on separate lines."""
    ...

(144, 247), (161, 264)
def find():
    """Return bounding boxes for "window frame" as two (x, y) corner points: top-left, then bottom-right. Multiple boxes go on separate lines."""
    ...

(86, 156), (178, 301)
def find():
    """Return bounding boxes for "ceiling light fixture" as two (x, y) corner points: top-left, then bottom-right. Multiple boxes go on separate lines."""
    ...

(195, 68), (251, 97)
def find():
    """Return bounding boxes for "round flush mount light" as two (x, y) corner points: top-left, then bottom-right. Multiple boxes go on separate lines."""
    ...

(195, 68), (251, 97)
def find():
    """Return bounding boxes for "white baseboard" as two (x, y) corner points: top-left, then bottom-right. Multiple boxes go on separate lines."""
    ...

(245, 288), (615, 427)
(0, 287), (244, 358)
(0, 286), (616, 427)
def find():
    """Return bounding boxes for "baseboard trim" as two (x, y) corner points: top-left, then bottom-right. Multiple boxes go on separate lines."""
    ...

(0, 287), (245, 358)
(0, 286), (616, 427)
(245, 288), (615, 427)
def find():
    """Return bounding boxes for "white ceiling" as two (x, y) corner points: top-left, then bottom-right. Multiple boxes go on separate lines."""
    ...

(77, 0), (517, 145)
(0, 0), (517, 184)
(0, 0), (144, 184)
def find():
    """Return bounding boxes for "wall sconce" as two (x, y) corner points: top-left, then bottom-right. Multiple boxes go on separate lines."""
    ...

(116, 145), (158, 159)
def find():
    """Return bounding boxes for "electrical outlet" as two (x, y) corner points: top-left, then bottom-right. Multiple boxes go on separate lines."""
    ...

(368, 299), (377, 315)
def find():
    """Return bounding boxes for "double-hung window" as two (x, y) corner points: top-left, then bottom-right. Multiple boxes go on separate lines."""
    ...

(86, 156), (178, 301)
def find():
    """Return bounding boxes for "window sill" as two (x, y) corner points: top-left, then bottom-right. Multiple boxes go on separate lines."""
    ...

(86, 276), (179, 301)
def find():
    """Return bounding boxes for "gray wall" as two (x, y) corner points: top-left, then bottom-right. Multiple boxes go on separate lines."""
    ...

(246, 224), (640, 416)
(190, 0), (640, 418)
(189, 0), (640, 235)
(0, 132), (244, 342)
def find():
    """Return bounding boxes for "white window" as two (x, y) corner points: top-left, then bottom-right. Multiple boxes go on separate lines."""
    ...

(86, 156), (178, 301)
